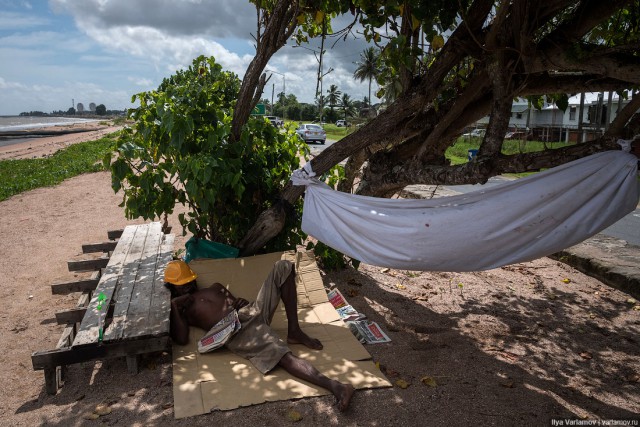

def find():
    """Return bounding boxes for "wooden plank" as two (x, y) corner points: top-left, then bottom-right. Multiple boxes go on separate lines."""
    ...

(72, 225), (139, 346)
(115, 223), (164, 340)
(32, 336), (169, 370)
(105, 223), (161, 341)
(82, 241), (118, 254)
(107, 229), (123, 240)
(124, 234), (174, 338)
(55, 308), (86, 325)
(141, 234), (174, 337)
(67, 256), (109, 272)
(51, 271), (100, 295)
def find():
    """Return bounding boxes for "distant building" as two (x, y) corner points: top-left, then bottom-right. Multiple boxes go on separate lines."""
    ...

(474, 92), (638, 143)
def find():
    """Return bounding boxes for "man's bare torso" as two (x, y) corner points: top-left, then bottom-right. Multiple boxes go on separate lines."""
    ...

(184, 283), (237, 331)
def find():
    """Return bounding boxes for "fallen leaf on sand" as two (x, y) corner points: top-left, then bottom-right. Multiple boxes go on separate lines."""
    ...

(95, 404), (111, 416)
(162, 403), (173, 409)
(420, 376), (437, 387)
(287, 409), (303, 421)
(381, 268), (390, 273)
(626, 298), (637, 304)
(395, 283), (406, 290)
(580, 352), (593, 360)
(395, 379), (411, 389)
(82, 413), (99, 420)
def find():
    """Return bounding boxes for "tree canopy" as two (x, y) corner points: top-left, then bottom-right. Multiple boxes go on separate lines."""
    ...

(238, 0), (640, 255)
(111, 0), (640, 257)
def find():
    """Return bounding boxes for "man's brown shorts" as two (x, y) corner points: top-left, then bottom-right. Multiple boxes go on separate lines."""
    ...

(225, 260), (294, 374)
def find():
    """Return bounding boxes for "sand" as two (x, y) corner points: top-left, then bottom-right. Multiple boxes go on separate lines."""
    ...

(0, 130), (638, 426)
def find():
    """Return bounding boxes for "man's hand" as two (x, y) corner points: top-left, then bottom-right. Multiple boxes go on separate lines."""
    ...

(232, 298), (249, 310)
(172, 294), (194, 312)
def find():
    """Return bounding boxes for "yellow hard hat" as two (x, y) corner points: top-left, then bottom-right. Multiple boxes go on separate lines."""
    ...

(164, 260), (197, 286)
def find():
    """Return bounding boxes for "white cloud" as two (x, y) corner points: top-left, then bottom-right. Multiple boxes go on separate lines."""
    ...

(0, 11), (49, 29)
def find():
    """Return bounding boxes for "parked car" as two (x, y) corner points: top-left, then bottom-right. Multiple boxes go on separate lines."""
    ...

(265, 116), (283, 127)
(336, 120), (349, 127)
(504, 131), (526, 140)
(296, 123), (326, 144)
(462, 129), (485, 138)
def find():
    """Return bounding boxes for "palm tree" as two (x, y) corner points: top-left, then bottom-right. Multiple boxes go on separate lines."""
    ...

(340, 93), (356, 121)
(353, 47), (380, 107)
(326, 84), (342, 115)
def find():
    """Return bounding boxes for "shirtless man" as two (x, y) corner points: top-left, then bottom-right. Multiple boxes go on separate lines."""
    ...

(166, 259), (355, 412)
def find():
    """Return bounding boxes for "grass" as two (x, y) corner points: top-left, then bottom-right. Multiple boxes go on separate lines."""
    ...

(446, 136), (574, 167)
(0, 133), (117, 202)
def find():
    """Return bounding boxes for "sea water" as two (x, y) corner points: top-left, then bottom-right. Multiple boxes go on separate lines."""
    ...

(0, 116), (99, 132)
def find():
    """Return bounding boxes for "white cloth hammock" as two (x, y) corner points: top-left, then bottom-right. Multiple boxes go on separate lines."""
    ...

(291, 150), (639, 271)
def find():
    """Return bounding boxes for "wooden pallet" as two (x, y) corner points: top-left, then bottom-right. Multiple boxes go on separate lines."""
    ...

(31, 222), (174, 394)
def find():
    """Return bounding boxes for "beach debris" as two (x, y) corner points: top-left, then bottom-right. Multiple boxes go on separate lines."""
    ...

(562, 278), (571, 284)
(94, 404), (111, 416)
(82, 412), (99, 420)
(579, 352), (593, 360)
(395, 379), (411, 389)
(287, 409), (303, 422)
(420, 376), (437, 387)
(626, 298), (637, 304)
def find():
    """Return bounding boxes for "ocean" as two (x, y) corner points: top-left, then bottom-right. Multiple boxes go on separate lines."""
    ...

(0, 116), (101, 149)
(0, 115), (99, 133)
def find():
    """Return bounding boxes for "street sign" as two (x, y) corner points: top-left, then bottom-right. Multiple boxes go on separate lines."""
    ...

(251, 103), (266, 115)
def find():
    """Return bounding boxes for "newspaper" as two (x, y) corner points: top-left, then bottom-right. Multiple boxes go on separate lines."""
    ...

(327, 287), (390, 344)
(346, 320), (392, 344)
(327, 288), (348, 309)
(197, 310), (241, 353)
(336, 305), (367, 322)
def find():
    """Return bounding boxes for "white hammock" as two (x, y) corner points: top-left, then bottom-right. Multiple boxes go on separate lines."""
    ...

(291, 150), (639, 271)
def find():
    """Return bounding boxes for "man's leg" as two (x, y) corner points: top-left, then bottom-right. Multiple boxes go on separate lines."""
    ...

(278, 352), (355, 412)
(280, 268), (323, 350)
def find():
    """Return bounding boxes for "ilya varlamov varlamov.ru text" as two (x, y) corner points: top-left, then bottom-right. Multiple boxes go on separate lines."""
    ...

(551, 419), (639, 426)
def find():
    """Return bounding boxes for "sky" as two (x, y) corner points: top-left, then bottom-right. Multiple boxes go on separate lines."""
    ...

(0, 0), (377, 116)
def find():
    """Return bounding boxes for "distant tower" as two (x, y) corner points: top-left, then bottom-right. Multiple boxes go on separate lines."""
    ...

(89, 102), (96, 112)
(77, 103), (84, 113)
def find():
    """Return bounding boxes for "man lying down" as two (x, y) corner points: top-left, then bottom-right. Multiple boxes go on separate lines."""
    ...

(165, 259), (355, 412)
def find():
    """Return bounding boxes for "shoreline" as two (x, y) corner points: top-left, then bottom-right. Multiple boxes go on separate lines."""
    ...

(0, 122), (123, 160)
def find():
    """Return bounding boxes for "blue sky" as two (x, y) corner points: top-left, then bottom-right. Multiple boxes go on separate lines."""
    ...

(0, 0), (376, 116)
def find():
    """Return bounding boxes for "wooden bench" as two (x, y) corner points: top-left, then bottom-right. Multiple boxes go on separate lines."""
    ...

(31, 222), (175, 394)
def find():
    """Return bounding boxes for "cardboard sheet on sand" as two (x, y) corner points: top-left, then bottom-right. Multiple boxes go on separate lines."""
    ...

(172, 251), (391, 419)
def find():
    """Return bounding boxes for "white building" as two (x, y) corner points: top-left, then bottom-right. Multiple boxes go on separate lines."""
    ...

(476, 91), (637, 142)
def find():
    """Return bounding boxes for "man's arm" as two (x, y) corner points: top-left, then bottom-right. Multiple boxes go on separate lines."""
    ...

(170, 294), (193, 345)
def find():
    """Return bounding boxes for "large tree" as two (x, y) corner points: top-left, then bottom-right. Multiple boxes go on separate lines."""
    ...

(111, 0), (640, 257)
(237, 0), (640, 255)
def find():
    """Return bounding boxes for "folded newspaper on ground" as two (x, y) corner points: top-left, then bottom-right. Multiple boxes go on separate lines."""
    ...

(346, 320), (392, 344)
(327, 288), (390, 344)
(198, 309), (241, 353)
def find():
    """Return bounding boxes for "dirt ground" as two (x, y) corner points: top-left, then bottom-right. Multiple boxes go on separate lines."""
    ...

(0, 132), (638, 426)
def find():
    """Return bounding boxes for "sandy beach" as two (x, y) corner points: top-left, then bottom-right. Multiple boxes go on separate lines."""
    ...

(0, 129), (638, 426)
(0, 121), (122, 160)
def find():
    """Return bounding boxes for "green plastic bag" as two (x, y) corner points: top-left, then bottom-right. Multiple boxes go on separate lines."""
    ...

(184, 237), (239, 263)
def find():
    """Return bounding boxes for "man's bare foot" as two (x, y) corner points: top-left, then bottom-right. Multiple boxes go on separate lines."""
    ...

(334, 383), (355, 412)
(287, 329), (323, 350)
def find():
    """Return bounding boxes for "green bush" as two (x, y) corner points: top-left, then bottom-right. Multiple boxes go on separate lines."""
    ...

(106, 56), (309, 252)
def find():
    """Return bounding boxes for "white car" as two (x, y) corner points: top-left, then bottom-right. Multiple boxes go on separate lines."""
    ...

(462, 129), (485, 138)
(336, 120), (349, 127)
(265, 116), (283, 127)
(296, 124), (326, 144)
